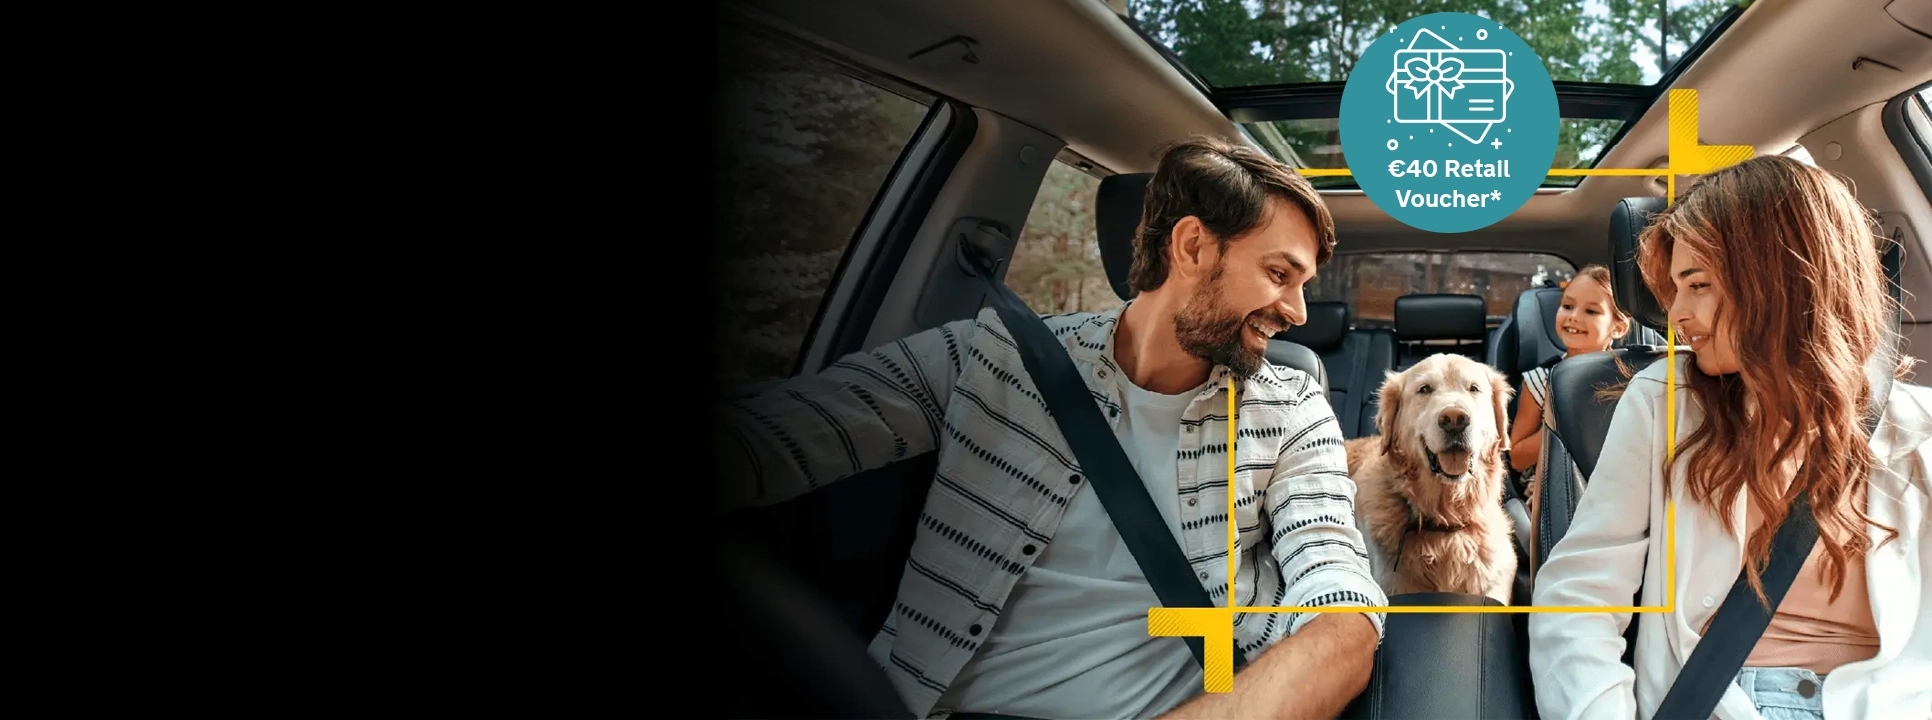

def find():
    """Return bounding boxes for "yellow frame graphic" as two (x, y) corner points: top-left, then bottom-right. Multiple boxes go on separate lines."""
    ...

(1149, 89), (1756, 692)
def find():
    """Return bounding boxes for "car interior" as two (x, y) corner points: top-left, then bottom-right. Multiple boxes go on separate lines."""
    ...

(714, 0), (1932, 716)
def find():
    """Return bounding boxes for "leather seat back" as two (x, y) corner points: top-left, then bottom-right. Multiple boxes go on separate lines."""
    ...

(1266, 339), (1329, 393)
(1607, 197), (1671, 331)
(1503, 287), (1567, 376)
(1393, 293), (1489, 369)
(1340, 593), (1534, 719)
(1486, 314), (1513, 368)
(1283, 301), (1395, 437)
(1535, 198), (1671, 575)
(1547, 198), (1672, 481)
(1283, 301), (1350, 408)
(1532, 197), (1673, 670)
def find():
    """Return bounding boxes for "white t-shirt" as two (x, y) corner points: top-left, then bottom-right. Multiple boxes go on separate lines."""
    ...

(940, 375), (1205, 719)
(1522, 366), (1555, 434)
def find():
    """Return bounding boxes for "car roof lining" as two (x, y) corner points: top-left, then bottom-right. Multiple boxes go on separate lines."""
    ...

(728, 0), (1932, 323)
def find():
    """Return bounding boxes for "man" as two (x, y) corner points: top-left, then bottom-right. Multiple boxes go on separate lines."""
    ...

(718, 135), (1386, 719)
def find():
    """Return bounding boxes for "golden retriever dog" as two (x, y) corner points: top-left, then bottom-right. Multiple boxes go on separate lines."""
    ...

(1343, 353), (1518, 604)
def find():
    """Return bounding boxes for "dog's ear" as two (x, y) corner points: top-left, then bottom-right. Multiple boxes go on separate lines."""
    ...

(1376, 370), (1403, 456)
(1490, 371), (1514, 455)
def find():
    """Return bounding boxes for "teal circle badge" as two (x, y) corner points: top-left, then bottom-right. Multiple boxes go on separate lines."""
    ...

(1339, 13), (1558, 233)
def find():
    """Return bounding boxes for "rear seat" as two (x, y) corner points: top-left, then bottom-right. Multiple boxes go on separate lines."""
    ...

(1491, 287), (1565, 424)
(1494, 288), (1565, 384)
(1264, 338), (1329, 396)
(1281, 301), (1394, 439)
(1281, 302), (1351, 410)
(1392, 293), (1489, 370)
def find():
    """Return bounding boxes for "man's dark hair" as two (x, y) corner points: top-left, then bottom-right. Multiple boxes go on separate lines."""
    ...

(1126, 135), (1336, 293)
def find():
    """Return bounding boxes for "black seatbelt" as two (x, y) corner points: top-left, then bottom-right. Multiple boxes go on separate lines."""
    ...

(1535, 435), (1580, 574)
(959, 231), (1243, 672)
(1652, 240), (1902, 719)
(1649, 493), (1821, 719)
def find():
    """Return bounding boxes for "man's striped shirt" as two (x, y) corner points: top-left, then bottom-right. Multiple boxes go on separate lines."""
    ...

(722, 302), (1388, 718)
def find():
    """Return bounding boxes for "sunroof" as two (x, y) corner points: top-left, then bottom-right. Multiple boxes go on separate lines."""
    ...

(1127, 0), (1747, 186)
(1243, 117), (1626, 188)
(1127, 0), (1747, 89)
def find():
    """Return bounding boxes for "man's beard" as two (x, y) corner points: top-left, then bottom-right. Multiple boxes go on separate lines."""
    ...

(1172, 263), (1278, 378)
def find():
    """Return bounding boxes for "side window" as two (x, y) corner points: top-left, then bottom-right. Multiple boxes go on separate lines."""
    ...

(1309, 252), (1579, 327)
(714, 23), (935, 386)
(1006, 160), (1117, 313)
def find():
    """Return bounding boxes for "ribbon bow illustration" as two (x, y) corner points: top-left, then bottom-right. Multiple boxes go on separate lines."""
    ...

(1403, 56), (1465, 99)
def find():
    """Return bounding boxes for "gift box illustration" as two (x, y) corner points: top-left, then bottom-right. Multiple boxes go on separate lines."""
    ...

(1384, 29), (1513, 142)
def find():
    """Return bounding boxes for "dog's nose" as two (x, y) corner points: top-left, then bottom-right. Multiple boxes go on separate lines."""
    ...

(1438, 408), (1469, 434)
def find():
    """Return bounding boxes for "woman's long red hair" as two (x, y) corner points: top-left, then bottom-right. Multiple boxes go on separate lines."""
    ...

(1636, 155), (1903, 604)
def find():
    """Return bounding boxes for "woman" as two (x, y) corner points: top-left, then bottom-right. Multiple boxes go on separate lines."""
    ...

(1508, 264), (1633, 569)
(1528, 155), (1931, 720)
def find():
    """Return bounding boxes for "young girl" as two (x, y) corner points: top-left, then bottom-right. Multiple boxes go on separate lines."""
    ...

(1507, 264), (1631, 567)
(1528, 155), (1930, 720)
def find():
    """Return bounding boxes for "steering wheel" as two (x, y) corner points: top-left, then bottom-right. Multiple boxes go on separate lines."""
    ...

(716, 537), (915, 719)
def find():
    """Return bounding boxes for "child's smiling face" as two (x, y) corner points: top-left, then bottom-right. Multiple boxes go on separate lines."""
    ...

(1556, 273), (1626, 354)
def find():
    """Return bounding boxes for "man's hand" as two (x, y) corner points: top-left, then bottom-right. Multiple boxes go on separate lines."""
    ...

(1156, 613), (1377, 720)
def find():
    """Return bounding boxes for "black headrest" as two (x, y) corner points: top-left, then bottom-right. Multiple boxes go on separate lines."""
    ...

(1095, 173), (1153, 301)
(1283, 302), (1349, 352)
(1609, 197), (1669, 331)
(1395, 294), (1487, 341)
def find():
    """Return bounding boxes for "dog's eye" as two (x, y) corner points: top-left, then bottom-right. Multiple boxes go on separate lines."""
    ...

(1418, 384), (1432, 394)
(1469, 383), (1480, 392)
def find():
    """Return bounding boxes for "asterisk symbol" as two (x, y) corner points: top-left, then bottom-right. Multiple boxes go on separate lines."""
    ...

(1491, 138), (1503, 149)
(1490, 190), (1502, 200)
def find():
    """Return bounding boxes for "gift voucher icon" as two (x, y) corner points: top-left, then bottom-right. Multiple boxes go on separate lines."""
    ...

(1387, 30), (1512, 143)
(1338, 12), (1558, 234)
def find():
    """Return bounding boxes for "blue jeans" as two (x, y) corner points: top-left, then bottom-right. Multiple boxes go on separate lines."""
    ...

(1735, 667), (1826, 720)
